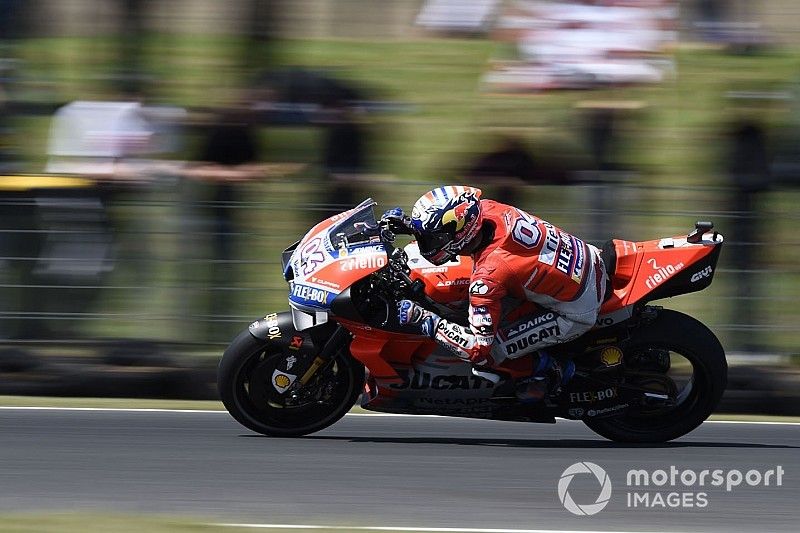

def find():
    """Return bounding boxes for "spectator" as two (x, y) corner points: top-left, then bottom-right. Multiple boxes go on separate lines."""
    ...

(184, 106), (264, 341)
(464, 136), (571, 204)
(317, 97), (367, 218)
(464, 136), (537, 204)
(727, 121), (770, 352)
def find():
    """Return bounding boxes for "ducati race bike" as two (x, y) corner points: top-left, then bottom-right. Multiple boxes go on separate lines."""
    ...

(218, 199), (727, 443)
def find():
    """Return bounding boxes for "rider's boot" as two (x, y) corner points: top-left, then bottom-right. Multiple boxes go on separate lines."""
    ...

(516, 351), (575, 403)
(471, 366), (504, 385)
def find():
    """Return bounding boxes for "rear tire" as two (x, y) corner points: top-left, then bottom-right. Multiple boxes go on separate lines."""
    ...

(584, 309), (727, 443)
(218, 328), (364, 437)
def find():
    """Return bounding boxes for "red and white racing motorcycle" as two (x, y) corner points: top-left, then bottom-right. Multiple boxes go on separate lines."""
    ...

(218, 199), (727, 442)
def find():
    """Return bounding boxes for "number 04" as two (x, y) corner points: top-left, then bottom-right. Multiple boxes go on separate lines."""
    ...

(512, 218), (541, 248)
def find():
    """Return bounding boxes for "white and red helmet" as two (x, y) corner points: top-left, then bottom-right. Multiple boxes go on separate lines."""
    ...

(410, 185), (483, 265)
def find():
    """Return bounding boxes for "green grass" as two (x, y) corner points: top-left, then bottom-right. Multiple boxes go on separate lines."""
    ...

(0, 395), (224, 410)
(0, 513), (465, 533)
(10, 35), (800, 352)
(708, 414), (800, 423)
(0, 513), (214, 533)
(16, 35), (800, 183)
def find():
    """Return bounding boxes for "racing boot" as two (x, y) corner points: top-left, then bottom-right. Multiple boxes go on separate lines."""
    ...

(471, 366), (505, 385)
(516, 351), (575, 403)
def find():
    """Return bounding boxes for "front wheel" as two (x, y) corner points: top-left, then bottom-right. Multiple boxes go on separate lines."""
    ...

(584, 309), (727, 443)
(218, 327), (365, 437)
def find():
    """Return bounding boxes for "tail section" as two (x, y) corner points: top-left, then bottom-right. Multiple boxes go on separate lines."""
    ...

(601, 222), (723, 315)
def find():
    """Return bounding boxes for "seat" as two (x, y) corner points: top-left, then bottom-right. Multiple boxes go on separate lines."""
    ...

(600, 240), (617, 301)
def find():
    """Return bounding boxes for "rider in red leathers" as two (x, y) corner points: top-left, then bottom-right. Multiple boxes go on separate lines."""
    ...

(388, 185), (607, 400)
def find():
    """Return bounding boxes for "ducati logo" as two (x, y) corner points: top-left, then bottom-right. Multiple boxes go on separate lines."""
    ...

(470, 280), (489, 295)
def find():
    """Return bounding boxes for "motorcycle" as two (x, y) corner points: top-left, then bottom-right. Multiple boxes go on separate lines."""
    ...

(218, 199), (727, 443)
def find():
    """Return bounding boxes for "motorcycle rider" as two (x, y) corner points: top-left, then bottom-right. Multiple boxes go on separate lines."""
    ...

(386, 185), (608, 401)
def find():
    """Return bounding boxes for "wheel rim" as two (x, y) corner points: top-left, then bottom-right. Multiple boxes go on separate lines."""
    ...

(231, 347), (356, 432)
(604, 343), (712, 434)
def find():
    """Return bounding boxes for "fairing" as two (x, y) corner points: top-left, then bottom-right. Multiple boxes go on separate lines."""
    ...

(283, 199), (388, 330)
(406, 242), (472, 305)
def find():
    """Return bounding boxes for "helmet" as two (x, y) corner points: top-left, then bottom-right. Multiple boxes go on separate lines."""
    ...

(410, 185), (483, 265)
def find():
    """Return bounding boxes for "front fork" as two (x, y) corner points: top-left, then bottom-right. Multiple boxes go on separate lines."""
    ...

(246, 312), (352, 396)
(296, 325), (352, 386)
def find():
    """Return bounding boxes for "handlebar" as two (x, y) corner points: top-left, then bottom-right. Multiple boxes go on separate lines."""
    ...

(378, 210), (417, 242)
(387, 247), (442, 312)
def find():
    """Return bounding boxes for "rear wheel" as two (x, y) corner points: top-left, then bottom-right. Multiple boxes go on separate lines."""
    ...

(218, 328), (365, 437)
(584, 309), (727, 443)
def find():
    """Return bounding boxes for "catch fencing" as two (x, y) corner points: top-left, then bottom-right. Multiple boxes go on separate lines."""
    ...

(0, 176), (797, 358)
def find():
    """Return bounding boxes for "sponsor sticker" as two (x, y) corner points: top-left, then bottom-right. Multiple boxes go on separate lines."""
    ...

(272, 369), (297, 394)
(645, 258), (685, 289)
(539, 221), (560, 266)
(347, 244), (385, 255)
(690, 266), (713, 283)
(389, 369), (494, 390)
(420, 266), (449, 273)
(503, 322), (561, 355)
(505, 313), (556, 339)
(569, 387), (619, 404)
(436, 278), (470, 287)
(600, 346), (623, 367)
(290, 283), (331, 306)
(264, 313), (281, 339)
(469, 280), (489, 295)
(339, 254), (386, 271)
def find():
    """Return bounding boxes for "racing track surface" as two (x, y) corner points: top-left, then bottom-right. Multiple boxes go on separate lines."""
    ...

(0, 408), (797, 532)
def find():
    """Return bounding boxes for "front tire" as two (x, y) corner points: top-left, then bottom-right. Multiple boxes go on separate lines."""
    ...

(584, 309), (727, 443)
(218, 328), (365, 437)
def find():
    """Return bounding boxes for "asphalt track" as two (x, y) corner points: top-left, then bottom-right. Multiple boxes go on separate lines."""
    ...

(0, 408), (797, 532)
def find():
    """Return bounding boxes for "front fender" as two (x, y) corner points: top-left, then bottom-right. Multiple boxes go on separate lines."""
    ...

(247, 311), (336, 358)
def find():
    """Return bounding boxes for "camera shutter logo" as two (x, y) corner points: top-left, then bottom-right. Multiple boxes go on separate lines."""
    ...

(558, 462), (612, 516)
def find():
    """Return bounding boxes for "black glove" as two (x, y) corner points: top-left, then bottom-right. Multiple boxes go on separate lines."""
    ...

(380, 207), (415, 239)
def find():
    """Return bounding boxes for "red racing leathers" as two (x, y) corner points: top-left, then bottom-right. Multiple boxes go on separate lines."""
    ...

(430, 200), (607, 367)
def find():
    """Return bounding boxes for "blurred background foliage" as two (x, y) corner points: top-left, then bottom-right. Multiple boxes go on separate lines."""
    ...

(2, 0), (800, 361)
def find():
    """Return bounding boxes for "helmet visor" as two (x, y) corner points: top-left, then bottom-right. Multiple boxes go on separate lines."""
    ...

(417, 230), (456, 265)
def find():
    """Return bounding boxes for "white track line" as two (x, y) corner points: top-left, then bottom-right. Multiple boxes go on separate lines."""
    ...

(212, 524), (685, 533)
(0, 406), (408, 416)
(0, 406), (225, 413)
(704, 419), (800, 426)
(0, 406), (798, 425)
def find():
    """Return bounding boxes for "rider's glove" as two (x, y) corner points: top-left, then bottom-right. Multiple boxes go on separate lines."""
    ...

(382, 207), (405, 220)
(381, 207), (415, 237)
(397, 300), (440, 337)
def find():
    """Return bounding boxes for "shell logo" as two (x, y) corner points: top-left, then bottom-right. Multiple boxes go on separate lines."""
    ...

(600, 346), (623, 367)
(274, 374), (291, 388)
